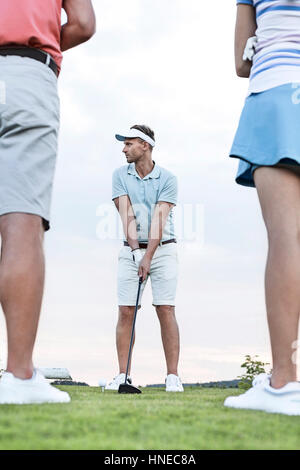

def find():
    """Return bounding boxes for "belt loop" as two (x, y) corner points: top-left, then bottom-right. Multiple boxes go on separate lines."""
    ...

(45, 53), (51, 66)
(159, 240), (163, 247)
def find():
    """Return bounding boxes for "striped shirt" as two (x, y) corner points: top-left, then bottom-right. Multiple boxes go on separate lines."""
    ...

(237, 0), (300, 93)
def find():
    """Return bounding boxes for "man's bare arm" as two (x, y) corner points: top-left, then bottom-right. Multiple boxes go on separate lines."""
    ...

(235, 4), (257, 78)
(113, 196), (139, 251)
(136, 201), (173, 281)
(145, 201), (174, 260)
(61, 0), (96, 52)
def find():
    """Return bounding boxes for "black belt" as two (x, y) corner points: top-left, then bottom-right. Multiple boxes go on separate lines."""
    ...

(0, 46), (58, 77)
(124, 239), (177, 249)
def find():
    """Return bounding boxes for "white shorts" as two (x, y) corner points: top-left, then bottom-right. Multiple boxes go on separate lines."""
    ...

(117, 243), (178, 307)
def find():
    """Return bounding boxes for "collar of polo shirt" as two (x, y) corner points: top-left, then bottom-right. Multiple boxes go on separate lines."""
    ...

(128, 161), (160, 180)
(115, 129), (155, 148)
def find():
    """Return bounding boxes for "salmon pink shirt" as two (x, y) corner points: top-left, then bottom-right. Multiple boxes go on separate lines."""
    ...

(0, 0), (63, 72)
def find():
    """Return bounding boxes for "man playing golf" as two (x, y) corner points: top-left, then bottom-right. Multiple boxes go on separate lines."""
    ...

(107, 125), (183, 392)
(0, 0), (95, 404)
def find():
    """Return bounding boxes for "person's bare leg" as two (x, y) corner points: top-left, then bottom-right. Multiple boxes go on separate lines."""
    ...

(0, 213), (45, 379)
(156, 305), (180, 376)
(116, 305), (137, 374)
(254, 166), (300, 389)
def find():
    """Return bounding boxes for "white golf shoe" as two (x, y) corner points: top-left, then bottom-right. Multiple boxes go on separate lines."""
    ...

(0, 369), (71, 404)
(105, 373), (132, 391)
(224, 373), (300, 415)
(165, 374), (184, 392)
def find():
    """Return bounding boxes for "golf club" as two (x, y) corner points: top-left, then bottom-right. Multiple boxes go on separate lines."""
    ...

(118, 276), (143, 394)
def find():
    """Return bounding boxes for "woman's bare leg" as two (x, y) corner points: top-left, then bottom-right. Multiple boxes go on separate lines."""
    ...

(254, 166), (300, 389)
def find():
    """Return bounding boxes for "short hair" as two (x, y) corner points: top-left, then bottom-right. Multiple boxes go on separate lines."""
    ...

(130, 124), (155, 148)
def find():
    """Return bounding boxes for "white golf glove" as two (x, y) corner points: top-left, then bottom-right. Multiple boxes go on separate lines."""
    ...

(243, 36), (257, 62)
(132, 248), (143, 269)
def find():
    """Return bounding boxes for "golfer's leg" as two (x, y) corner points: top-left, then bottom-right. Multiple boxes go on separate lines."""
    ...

(254, 166), (300, 389)
(0, 213), (45, 379)
(117, 246), (146, 375)
(156, 305), (180, 376)
(116, 306), (136, 374)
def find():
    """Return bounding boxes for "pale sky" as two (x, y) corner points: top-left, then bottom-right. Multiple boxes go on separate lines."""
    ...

(1, 1), (297, 386)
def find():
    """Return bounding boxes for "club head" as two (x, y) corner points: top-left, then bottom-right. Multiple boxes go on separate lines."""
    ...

(118, 383), (142, 394)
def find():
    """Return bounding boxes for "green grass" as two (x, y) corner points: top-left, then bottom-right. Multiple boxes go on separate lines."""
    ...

(0, 386), (299, 450)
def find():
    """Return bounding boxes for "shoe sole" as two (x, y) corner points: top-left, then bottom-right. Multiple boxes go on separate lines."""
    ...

(166, 389), (184, 392)
(0, 390), (71, 405)
(0, 398), (71, 404)
(224, 399), (300, 416)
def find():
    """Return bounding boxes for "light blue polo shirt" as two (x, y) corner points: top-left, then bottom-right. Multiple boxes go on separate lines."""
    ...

(112, 161), (177, 243)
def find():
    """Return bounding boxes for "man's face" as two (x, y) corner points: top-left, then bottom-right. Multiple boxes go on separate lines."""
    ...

(122, 138), (146, 163)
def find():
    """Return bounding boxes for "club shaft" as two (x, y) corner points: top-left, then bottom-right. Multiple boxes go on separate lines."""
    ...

(124, 278), (143, 383)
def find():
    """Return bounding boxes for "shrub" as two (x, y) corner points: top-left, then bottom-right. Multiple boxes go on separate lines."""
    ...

(238, 354), (271, 390)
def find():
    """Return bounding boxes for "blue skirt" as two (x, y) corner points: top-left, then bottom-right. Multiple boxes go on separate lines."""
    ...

(230, 83), (300, 187)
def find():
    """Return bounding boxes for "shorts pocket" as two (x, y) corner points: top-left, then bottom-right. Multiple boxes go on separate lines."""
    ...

(118, 246), (131, 260)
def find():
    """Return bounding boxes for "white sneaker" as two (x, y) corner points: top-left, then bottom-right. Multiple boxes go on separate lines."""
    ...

(105, 373), (132, 391)
(224, 373), (300, 415)
(165, 374), (184, 392)
(0, 369), (71, 404)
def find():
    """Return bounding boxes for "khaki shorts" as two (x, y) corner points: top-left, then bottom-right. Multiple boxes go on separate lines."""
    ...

(117, 243), (178, 307)
(0, 55), (60, 231)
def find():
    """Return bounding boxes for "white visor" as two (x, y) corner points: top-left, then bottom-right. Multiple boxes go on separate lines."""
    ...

(115, 129), (155, 148)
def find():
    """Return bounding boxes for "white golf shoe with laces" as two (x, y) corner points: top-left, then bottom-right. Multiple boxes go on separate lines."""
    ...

(224, 373), (300, 415)
(105, 373), (132, 390)
(0, 369), (71, 404)
(165, 374), (184, 392)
